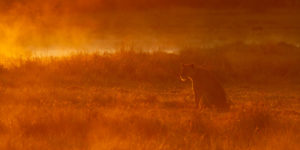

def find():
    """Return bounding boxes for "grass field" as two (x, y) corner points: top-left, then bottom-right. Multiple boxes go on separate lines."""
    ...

(0, 84), (299, 150)
(0, 43), (299, 150)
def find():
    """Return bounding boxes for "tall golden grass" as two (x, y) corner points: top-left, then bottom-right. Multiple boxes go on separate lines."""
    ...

(0, 42), (299, 149)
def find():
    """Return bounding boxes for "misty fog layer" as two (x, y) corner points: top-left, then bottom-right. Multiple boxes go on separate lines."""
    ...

(0, 0), (300, 57)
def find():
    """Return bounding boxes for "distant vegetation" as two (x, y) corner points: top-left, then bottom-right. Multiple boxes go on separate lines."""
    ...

(1, 42), (299, 88)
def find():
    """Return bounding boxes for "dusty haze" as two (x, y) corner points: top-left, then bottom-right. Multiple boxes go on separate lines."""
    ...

(0, 1), (300, 150)
(0, 0), (300, 56)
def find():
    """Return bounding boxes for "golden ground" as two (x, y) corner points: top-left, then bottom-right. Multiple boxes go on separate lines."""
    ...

(0, 84), (299, 150)
(0, 46), (299, 150)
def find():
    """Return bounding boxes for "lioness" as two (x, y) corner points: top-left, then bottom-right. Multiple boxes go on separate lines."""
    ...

(180, 64), (230, 111)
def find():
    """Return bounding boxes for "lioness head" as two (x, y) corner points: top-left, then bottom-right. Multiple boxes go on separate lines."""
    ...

(180, 64), (195, 81)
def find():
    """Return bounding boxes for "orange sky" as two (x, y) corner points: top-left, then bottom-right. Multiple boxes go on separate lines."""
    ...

(0, 0), (299, 57)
